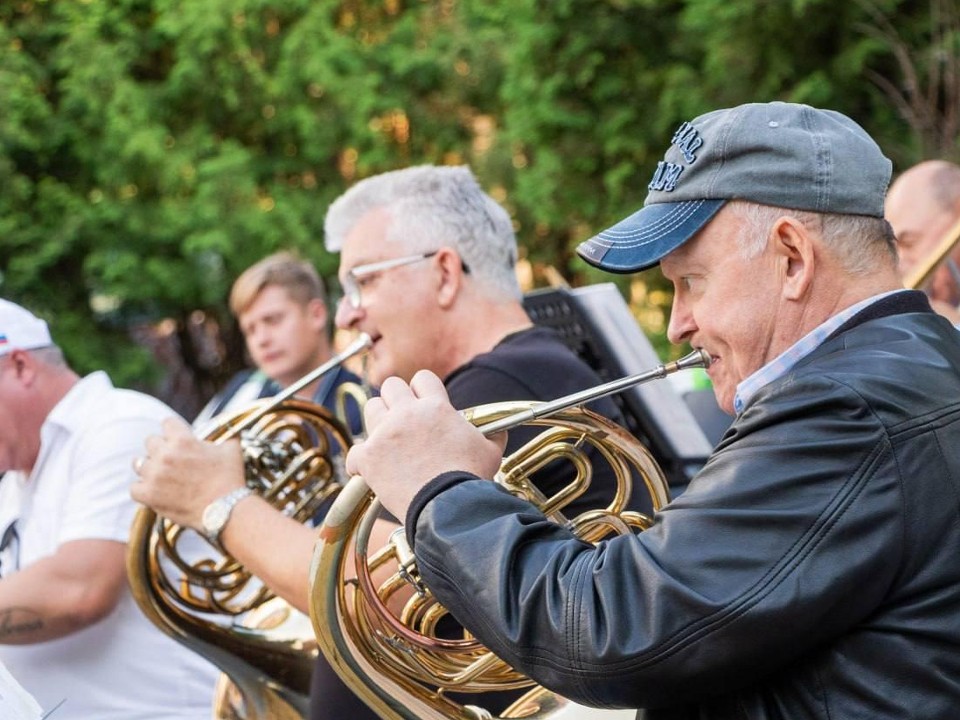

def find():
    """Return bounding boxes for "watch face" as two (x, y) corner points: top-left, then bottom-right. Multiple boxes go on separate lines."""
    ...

(203, 502), (230, 535)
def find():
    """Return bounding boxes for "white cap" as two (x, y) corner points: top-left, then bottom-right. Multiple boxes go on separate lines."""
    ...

(0, 299), (53, 356)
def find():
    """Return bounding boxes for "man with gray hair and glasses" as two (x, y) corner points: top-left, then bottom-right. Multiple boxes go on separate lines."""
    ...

(133, 164), (637, 718)
(347, 104), (960, 718)
(0, 299), (217, 719)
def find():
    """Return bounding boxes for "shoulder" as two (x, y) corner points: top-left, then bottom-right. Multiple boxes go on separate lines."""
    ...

(57, 373), (176, 430)
(332, 365), (363, 387)
(194, 369), (268, 425)
(460, 326), (586, 377)
(445, 327), (567, 399)
(736, 315), (960, 455)
(796, 311), (960, 423)
(219, 368), (269, 400)
(445, 326), (617, 416)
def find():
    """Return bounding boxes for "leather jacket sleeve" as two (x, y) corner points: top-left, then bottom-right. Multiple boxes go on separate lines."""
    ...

(407, 371), (922, 710)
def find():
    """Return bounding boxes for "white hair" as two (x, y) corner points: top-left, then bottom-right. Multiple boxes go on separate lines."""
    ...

(726, 200), (897, 275)
(29, 345), (67, 368)
(324, 165), (522, 300)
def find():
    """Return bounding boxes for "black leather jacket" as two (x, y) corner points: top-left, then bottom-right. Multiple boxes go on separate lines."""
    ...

(406, 292), (960, 719)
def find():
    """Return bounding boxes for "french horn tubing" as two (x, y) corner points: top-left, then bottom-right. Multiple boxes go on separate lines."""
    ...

(127, 333), (372, 720)
(309, 349), (710, 720)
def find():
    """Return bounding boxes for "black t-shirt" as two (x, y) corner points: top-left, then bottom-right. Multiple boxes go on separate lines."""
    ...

(309, 325), (652, 719)
(445, 325), (644, 516)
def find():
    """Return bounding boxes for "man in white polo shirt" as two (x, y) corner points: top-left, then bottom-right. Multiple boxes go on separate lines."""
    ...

(0, 298), (218, 719)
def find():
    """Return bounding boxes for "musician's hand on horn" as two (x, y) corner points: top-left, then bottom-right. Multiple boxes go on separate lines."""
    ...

(130, 417), (246, 530)
(347, 370), (506, 521)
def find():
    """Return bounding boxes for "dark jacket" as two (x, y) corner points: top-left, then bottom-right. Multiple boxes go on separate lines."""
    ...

(406, 292), (960, 719)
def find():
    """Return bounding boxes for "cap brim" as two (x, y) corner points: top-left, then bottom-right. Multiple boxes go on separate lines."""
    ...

(577, 199), (725, 273)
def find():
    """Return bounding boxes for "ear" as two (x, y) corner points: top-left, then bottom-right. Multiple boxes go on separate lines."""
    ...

(434, 247), (466, 309)
(7, 350), (40, 387)
(771, 216), (815, 301)
(305, 297), (328, 330)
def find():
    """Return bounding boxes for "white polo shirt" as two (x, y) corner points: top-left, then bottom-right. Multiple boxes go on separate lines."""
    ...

(0, 372), (218, 719)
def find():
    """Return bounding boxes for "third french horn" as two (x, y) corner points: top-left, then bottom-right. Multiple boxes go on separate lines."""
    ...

(127, 332), (372, 720)
(309, 349), (710, 720)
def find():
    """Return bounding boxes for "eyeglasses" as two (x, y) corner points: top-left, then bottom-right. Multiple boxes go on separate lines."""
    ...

(340, 251), (439, 309)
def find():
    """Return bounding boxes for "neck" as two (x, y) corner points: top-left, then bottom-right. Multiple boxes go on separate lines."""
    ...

(23, 368), (80, 474)
(437, 299), (533, 380)
(790, 267), (903, 345)
(278, 344), (335, 394)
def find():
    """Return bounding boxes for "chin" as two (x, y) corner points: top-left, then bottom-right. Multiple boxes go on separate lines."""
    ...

(256, 359), (283, 378)
(366, 365), (390, 390)
(711, 384), (734, 414)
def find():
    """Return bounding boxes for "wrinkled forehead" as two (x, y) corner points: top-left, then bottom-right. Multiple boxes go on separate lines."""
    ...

(660, 207), (735, 272)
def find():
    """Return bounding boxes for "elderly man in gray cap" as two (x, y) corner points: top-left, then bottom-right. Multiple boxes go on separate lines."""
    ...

(346, 102), (960, 719)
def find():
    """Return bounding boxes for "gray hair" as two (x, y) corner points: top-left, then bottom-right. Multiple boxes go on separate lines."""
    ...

(30, 345), (67, 368)
(726, 200), (897, 275)
(324, 165), (522, 300)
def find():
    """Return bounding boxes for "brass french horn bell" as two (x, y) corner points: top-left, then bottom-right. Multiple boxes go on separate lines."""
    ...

(127, 333), (372, 720)
(310, 349), (710, 720)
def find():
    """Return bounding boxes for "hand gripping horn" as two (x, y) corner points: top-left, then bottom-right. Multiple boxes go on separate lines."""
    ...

(127, 333), (372, 720)
(309, 349), (710, 719)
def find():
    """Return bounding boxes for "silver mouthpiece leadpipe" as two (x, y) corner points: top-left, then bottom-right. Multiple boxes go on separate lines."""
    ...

(476, 348), (711, 437)
(217, 332), (373, 443)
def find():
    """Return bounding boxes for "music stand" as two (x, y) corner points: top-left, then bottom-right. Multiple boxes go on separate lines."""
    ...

(523, 283), (719, 491)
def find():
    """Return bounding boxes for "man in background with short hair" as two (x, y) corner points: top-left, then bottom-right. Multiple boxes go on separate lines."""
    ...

(194, 250), (362, 434)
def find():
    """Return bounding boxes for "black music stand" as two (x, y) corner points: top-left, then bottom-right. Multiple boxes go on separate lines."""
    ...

(523, 283), (724, 492)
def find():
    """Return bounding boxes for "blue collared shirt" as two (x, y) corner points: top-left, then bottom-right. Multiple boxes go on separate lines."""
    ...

(733, 289), (906, 414)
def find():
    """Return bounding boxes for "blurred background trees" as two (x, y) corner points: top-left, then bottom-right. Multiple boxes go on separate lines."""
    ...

(1, 0), (956, 416)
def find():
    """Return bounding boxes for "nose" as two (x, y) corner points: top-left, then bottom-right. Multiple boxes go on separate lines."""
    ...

(666, 300), (696, 346)
(335, 296), (363, 329)
(245, 325), (268, 350)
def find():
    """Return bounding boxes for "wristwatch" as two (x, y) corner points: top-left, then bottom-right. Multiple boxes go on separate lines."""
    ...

(201, 486), (254, 553)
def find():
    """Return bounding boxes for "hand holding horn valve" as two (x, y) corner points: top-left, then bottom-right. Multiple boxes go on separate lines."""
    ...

(310, 348), (710, 720)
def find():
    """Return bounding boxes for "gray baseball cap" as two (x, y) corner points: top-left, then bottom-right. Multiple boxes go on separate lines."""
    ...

(577, 101), (892, 273)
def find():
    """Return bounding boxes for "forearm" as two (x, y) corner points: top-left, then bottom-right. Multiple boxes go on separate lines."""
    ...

(0, 573), (64, 644)
(219, 496), (317, 614)
(411, 478), (726, 707)
(411, 463), (902, 709)
(0, 543), (125, 645)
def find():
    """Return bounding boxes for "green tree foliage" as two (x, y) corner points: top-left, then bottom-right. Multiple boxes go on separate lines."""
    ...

(0, 0), (953, 412)
(477, 0), (956, 352)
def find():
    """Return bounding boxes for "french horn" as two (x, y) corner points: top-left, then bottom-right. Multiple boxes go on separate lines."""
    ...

(309, 349), (710, 719)
(127, 333), (371, 720)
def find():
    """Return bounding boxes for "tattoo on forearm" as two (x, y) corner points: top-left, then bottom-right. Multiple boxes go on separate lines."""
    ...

(0, 607), (44, 639)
